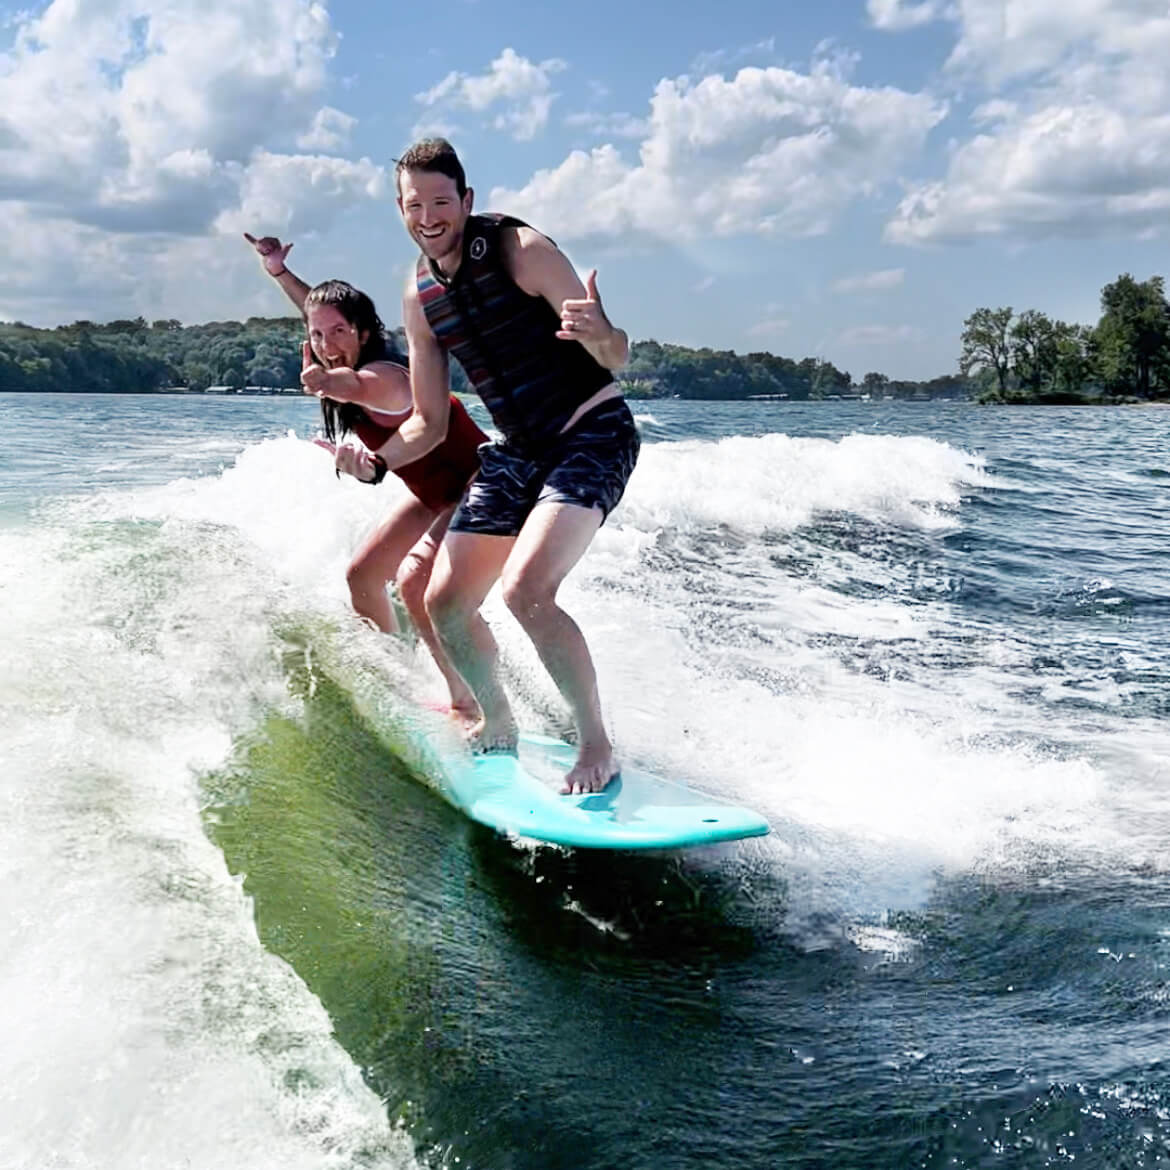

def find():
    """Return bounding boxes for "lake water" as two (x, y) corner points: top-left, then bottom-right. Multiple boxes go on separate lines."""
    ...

(2, 392), (1168, 1169)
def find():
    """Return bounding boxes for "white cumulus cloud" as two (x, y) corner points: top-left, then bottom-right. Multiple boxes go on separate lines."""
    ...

(563, 111), (650, 140)
(490, 58), (946, 243)
(867, 0), (948, 30)
(0, 0), (377, 231)
(884, 0), (1170, 242)
(215, 151), (385, 236)
(297, 106), (358, 151)
(943, 0), (1170, 86)
(0, 0), (387, 323)
(414, 48), (567, 141)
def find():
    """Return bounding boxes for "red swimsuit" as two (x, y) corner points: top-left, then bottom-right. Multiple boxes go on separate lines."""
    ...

(350, 394), (486, 512)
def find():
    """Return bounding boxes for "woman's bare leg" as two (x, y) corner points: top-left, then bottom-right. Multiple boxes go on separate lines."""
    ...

(396, 505), (480, 724)
(424, 531), (517, 751)
(345, 493), (438, 633)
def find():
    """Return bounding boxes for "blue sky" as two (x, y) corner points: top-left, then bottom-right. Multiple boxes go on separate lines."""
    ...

(1, 0), (1166, 378)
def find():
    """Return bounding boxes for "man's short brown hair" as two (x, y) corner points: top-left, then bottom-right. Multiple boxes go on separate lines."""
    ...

(395, 138), (468, 198)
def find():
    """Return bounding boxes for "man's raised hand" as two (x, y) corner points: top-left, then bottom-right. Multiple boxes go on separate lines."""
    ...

(557, 269), (610, 343)
(243, 232), (293, 277)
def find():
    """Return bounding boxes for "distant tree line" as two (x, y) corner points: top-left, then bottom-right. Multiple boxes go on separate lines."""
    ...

(0, 318), (880, 401)
(618, 342), (972, 401)
(0, 313), (976, 401)
(0, 314), (462, 396)
(0, 316), (307, 394)
(18, 284), (1163, 404)
(960, 273), (1170, 402)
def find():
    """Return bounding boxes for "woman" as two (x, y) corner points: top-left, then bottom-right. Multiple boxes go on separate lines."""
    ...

(244, 232), (487, 725)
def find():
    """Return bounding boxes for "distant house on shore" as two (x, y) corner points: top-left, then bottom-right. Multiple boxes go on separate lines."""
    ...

(202, 385), (300, 395)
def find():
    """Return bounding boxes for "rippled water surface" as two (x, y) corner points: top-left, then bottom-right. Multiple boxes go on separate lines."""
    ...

(2, 393), (1168, 1170)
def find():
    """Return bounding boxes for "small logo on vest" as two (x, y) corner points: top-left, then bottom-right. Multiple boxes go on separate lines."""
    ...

(469, 236), (487, 260)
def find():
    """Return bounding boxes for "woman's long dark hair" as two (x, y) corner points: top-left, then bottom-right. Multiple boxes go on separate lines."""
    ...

(304, 280), (406, 443)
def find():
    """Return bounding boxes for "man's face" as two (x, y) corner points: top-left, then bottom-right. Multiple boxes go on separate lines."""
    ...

(307, 304), (366, 369)
(397, 168), (473, 264)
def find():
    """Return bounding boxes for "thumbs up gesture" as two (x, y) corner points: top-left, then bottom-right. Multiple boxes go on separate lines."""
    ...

(300, 341), (330, 396)
(557, 269), (610, 343)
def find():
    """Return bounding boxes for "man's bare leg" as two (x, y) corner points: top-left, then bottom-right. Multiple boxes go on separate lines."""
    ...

(395, 507), (480, 727)
(425, 532), (517, 752)
(500, 501), (616, 794)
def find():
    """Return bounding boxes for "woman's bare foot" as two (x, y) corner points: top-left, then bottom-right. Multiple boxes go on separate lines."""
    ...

(466, 715), (519, 756)
(560, 740), (619, 794)
(447, 688), (483, 735)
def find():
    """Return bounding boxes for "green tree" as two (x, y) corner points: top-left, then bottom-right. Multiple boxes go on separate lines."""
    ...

(184, 363), (213, 392)
(1009, 309), (1059, 393)
(960, 307), (1014, 397)
(247, 362), (284, 388)
(102, 317), (148, 335)
(1050, 322), (1094, 397)
(814, 360), (851, 396)
(1093, 274), (1170, 398)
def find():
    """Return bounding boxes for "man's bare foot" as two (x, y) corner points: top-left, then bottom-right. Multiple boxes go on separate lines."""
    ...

(560, 741), (619, 794)
(467, 715), (519, 756)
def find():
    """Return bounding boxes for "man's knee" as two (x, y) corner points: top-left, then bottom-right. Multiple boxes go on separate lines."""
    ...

(500, 569), (554, 622)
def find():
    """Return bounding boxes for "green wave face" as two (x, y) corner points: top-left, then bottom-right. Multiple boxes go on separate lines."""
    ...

(200, 652), (482, 1150)
(200, 637), (771, 1169)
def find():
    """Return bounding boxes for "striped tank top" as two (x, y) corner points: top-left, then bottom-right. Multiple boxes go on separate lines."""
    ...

(416, 213), (613, 455)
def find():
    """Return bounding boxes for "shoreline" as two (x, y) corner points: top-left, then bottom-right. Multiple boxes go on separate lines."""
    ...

(2, 388), (1169, 406)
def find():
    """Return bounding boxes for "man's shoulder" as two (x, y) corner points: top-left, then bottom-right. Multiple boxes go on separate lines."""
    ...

(464, 213), (531, 261)
(473, 212), (544, 243)
(496, 219), (557, 269)
(473, 211), (528, 231)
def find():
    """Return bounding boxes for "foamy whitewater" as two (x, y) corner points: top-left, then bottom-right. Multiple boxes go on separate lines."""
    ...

(2, 393), (1168, 1169)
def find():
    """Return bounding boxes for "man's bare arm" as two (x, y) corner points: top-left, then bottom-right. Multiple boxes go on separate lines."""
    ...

(368, 282), (452, 471)
(243, 233), (312, 314)
(502, 227), (629, 371)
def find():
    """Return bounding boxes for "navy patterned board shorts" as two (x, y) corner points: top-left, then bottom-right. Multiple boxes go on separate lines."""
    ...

(449, 398), (640, 537)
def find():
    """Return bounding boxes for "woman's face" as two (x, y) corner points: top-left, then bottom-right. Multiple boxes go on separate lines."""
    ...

(307, 303), (369, 369)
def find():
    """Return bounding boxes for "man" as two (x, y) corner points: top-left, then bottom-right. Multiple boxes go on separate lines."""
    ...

(367, 138), (639, 794)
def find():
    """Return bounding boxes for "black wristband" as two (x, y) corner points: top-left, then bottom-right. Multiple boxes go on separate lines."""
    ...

(270, 266), (288, 277)
(368, 454), (388, 485)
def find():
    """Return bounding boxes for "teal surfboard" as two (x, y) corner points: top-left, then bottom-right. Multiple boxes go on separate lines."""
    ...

(436, 732), (770, 850)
